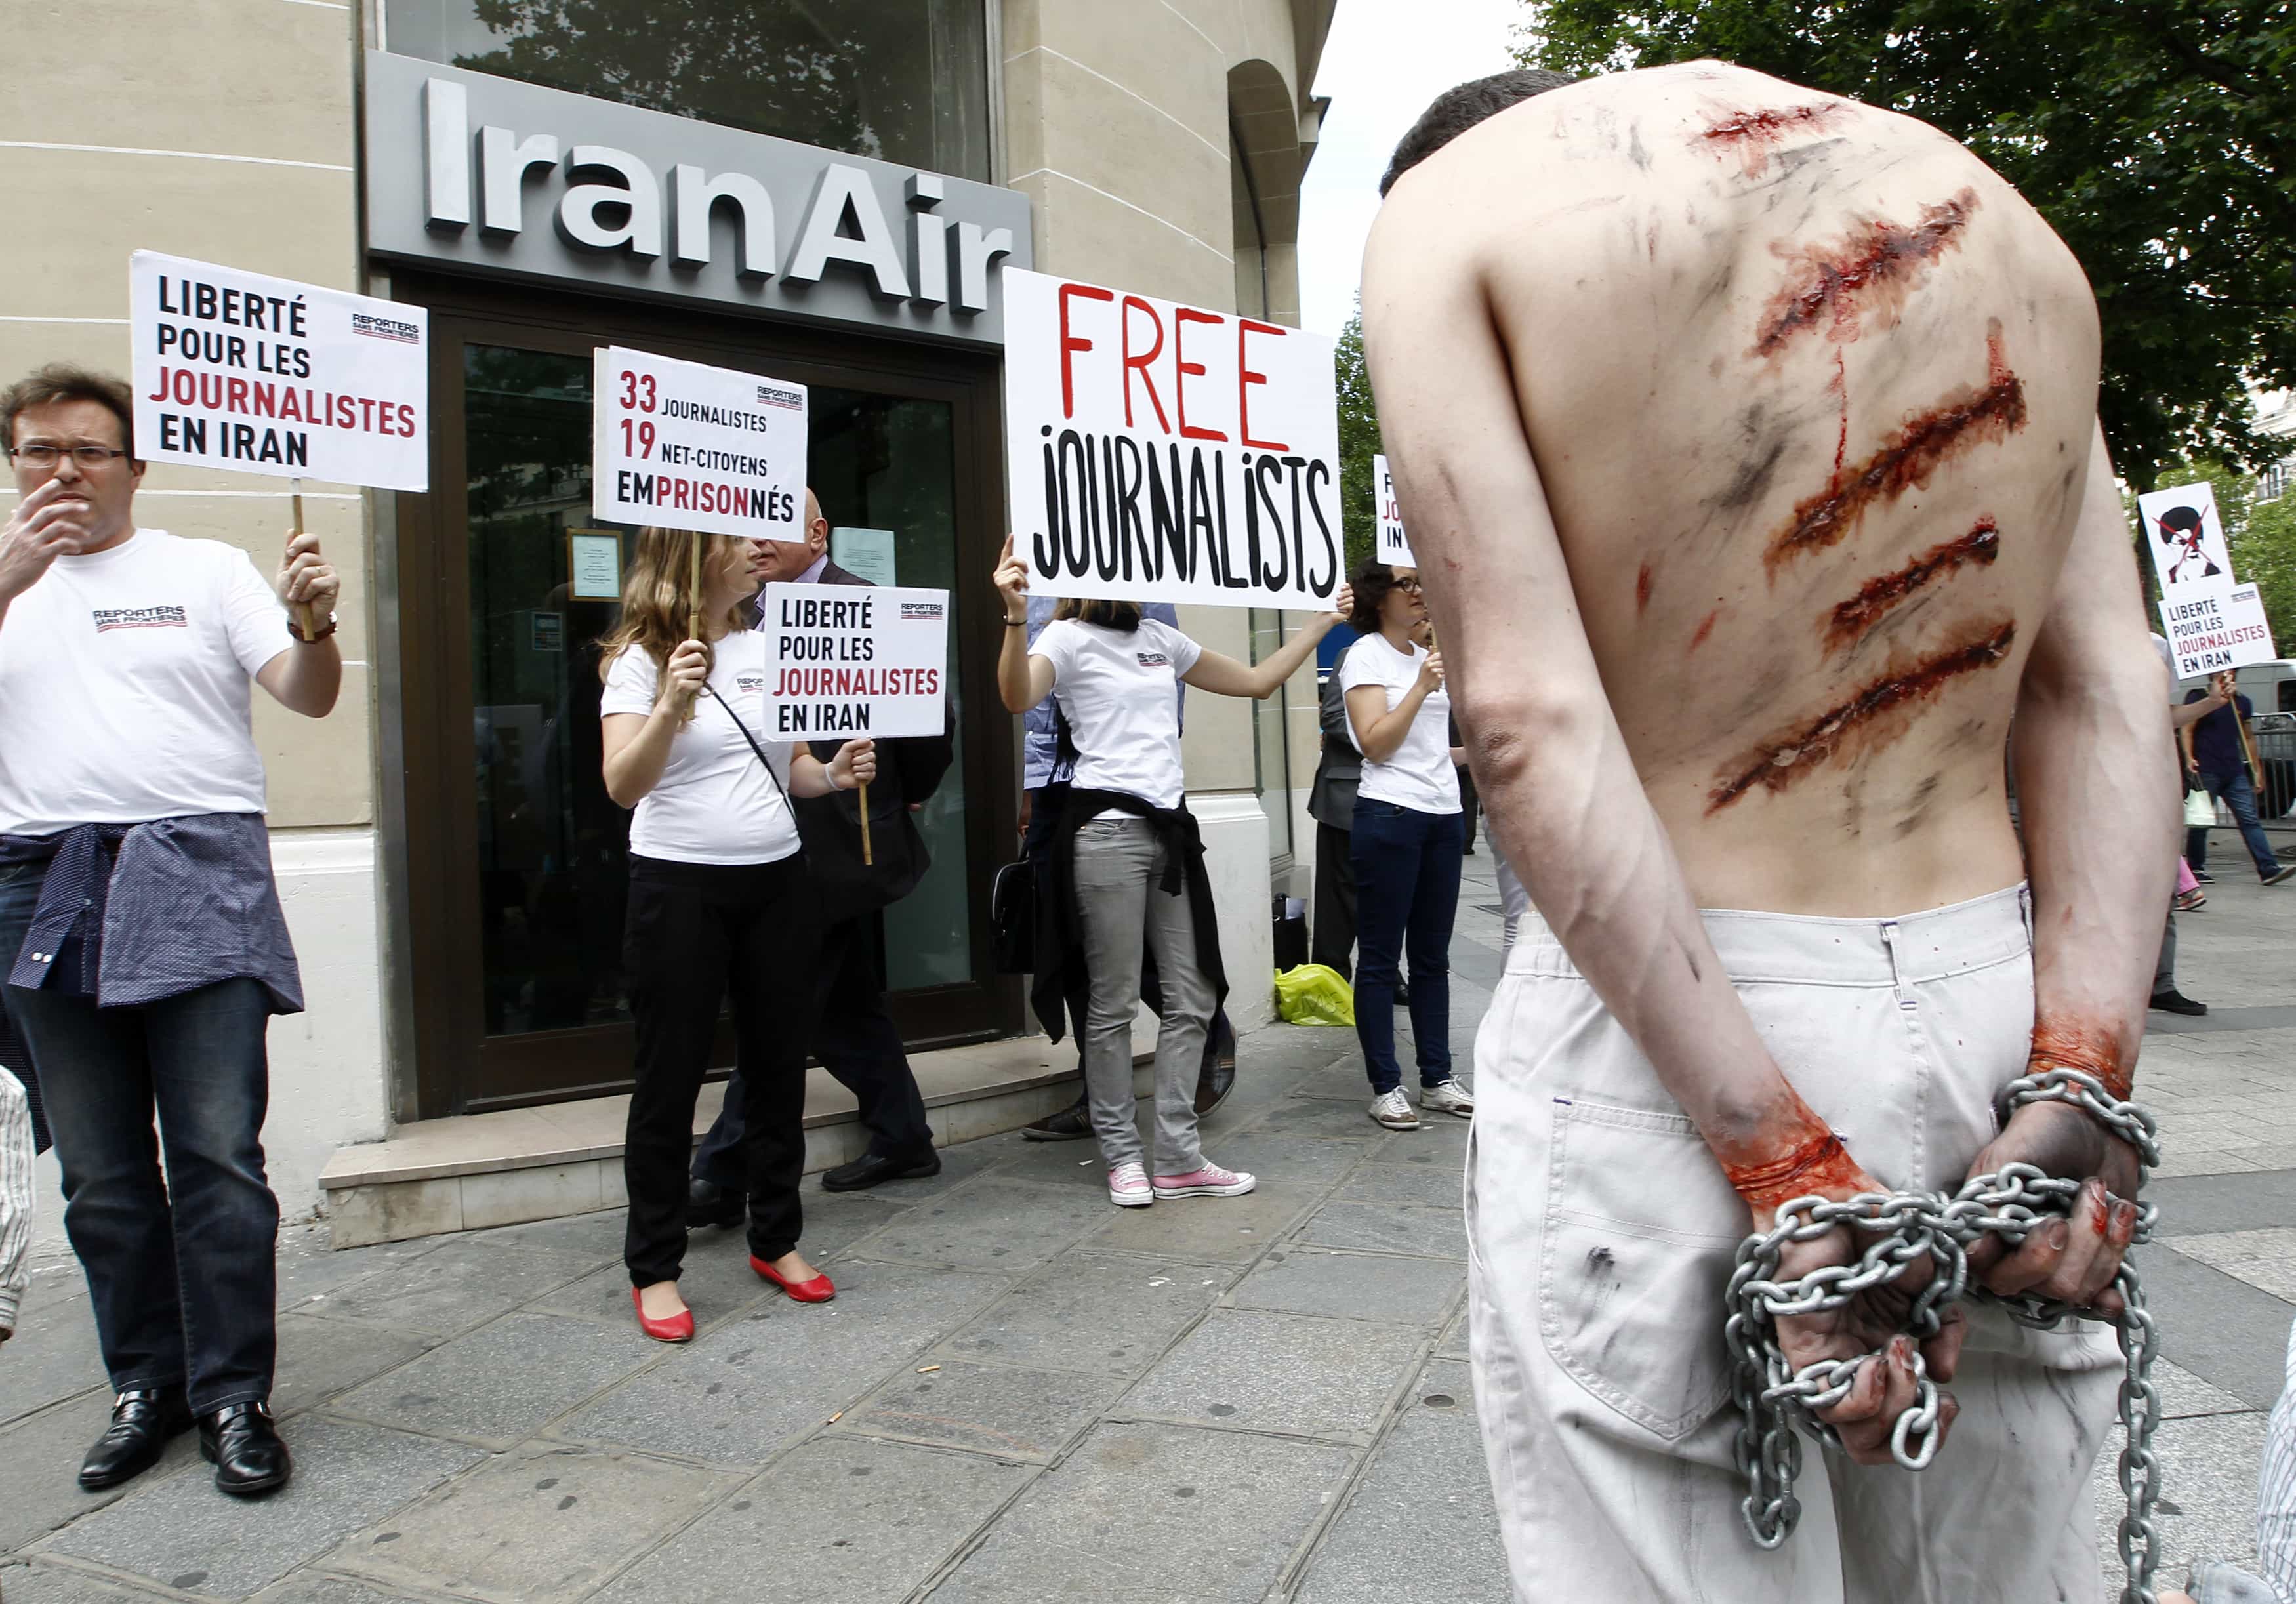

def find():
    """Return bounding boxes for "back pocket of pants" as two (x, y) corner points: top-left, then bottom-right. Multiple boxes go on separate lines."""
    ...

(1538, 1096), (1746, 1440)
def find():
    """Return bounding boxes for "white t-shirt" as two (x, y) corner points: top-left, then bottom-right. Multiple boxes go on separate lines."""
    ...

(1340, 631), (1461, 815)
(0, 529), (287, 834)
(1033, 617), (1202, 810)
(600, 630), (802, 866)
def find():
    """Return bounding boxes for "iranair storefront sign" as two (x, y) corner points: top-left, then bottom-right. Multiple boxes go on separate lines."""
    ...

(361, 51), (1033, 347)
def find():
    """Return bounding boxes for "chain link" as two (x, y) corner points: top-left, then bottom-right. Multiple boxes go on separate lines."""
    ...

(1726, 1069), (2164, 1604)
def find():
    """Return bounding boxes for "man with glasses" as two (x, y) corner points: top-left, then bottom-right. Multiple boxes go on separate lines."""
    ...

(0, 363), (341, 1498)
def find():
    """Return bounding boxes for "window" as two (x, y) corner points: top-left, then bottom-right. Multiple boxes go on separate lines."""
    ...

(384, 0), (991, 180)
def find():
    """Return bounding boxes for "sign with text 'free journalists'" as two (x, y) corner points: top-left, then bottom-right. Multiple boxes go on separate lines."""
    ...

(1373, 453), (1415, 567)
(2160, 581), (2278, 680)
(759, 583), (949, 738)
(130, 251), (428, 490)
(1004, 268), (1342, 610)
(592, 346), (806, 539)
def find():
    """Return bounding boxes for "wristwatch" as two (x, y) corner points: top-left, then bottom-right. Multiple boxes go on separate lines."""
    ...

(289, 611), (339, 644)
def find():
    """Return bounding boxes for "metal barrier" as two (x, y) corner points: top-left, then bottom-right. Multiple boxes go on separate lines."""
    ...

(2253, 720), (2296, 819)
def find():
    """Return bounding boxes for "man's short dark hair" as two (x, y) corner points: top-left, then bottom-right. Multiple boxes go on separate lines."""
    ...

(1382, 68), (1578, 196)
(1, 363), (136, 460)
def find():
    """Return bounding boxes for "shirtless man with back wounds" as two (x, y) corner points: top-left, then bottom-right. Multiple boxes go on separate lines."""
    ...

(1363, 64), (2175, 1602)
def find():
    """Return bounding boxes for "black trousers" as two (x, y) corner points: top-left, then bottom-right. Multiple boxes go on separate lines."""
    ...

(692, 911), (933, 1185)
(1312, 819), (1357, 983)
(623, 854), (819, 1286)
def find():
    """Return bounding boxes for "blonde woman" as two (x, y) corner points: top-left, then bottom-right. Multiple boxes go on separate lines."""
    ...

(600, 528), (874, 1342)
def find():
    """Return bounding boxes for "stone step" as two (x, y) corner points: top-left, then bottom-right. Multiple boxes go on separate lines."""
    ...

(318, 1018), (1158, 1248)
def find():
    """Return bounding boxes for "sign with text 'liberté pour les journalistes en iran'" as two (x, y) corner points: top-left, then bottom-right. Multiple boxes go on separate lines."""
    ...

(758, 582), (949, 739)
(129, 251), (429, 491)
(592, 346), (807, 540)
(1373, 453), (1415, 568)
(2160, 582), (2278, 680)
(1004, 267), (1343, 611)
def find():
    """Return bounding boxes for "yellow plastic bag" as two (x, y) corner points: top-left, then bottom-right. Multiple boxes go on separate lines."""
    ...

(1275, 963), (1355, 1027)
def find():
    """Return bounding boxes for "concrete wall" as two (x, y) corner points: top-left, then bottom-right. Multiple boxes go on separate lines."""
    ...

(1, 0), (386, 1242)
(1002, 0), (1336, 1022)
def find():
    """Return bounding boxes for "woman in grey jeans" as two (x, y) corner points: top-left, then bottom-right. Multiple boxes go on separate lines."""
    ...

(993, 538), (1349, 1206)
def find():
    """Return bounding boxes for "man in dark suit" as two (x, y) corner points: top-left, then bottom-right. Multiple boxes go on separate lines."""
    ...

(689, 490), (954, 1210)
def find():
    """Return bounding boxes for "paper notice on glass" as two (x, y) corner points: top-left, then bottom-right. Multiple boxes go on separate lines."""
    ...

(568, 531), (623, 600)
(831, 526), (898, 586)
(2160, 579), (2277, 679)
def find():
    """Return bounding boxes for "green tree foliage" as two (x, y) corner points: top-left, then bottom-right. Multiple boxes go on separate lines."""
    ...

(1521, 0), (2296, 489)
(1334, 310), (1383, 576)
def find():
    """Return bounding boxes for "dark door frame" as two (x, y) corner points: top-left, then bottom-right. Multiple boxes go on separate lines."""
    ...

(386, 268), (1020, 1119)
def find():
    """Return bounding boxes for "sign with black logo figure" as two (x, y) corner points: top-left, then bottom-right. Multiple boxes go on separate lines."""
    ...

(131, 250), (430, 490)
(759, 583), (949, 738)
(592, 346), (808, 541)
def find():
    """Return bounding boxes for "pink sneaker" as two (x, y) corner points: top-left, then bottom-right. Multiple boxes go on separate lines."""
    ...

(1151, 1162), (1257, 1200)
(1107, 1161), (1154, 1207)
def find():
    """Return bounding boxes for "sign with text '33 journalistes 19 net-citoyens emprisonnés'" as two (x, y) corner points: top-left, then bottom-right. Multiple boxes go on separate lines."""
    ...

(1004, 267), (1344, 611)
(592, 346), (808, 539)
(130, 251), (430, 491)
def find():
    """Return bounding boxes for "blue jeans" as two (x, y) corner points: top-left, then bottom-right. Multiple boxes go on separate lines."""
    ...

(2192, 768), (2284, 878)
(1350, 799), (1464, 1094)
(0, 864), (279, 1413)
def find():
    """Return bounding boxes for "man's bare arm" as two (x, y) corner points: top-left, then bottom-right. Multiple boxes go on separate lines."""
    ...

(2010, 428), (2177, 1103)
(1359, 231), (1866, 1225)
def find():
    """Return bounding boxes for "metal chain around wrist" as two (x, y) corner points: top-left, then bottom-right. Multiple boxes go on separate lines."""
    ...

(1725, 1069), (2163, 1604)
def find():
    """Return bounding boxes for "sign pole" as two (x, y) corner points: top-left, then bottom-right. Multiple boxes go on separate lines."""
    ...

(857, 780), (872, 866)
(288, 478), (319, 638)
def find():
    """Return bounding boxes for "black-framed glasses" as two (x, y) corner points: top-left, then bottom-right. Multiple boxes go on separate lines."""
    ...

(1393, 575), (1425, 594)
(9, 445), (129, 468)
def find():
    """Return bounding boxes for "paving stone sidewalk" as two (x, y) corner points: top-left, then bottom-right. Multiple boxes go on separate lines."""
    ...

(3, 838), (2292, 1604)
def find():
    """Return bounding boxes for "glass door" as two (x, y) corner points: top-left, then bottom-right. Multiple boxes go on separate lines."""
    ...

(392, 277), (1015, 1115)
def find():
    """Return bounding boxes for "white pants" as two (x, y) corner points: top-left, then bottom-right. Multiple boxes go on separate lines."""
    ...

(1467, 886), (2122, 1603)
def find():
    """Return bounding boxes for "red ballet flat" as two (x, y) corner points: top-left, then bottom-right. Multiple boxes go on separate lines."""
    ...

(630, 1287), (695, 1343)
(750, 1256), (835, 1303)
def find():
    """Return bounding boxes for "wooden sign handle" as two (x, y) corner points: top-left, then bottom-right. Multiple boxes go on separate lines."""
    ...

(288, 481), (321, 637)
(857, 779), (873, 866)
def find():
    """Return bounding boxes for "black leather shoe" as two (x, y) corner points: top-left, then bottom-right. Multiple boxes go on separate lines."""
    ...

(1022, 1098), (1094, 1141)
(1194, 1053), (1236, 1117)
(2150, 989), (2209, 1017)
(687, 1177), (743, 1229)
(199, 1401), (291, 1498)
(79, 1388), (192, 1490)
(822, 1148), (942, 1192)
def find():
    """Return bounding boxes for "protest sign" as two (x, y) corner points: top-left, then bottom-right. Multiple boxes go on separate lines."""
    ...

(2139, 482), (2235, 592)
(1003, 267), (1342, 610)
(591, 346), (808, 542)
(1373, 453), (1415, 567)
(131, 251), (429, 491)
(2160, 579), (2277, 680)
(758, 583), (949, 739)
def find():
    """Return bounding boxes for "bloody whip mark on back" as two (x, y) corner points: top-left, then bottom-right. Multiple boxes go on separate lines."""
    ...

(2029, 1016), (2135, 1102)
(1706, 618), (2017, 812)
(1825, 518), (2002, 653)
(1751, 191), (1979, 358)
(1691, 609), (1721, 651)
(1697, 103), (1846, 178)
(1637, 561), (1655, 613)
(1766, 323), (2026, 574)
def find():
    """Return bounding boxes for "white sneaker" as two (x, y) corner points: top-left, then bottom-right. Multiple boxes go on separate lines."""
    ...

(1370, 1089), (1421, 1130)
(1420, 1080), (1475, 1119)
(1152, 1162), (1257, 1199)
(1107, 1161), (1154, 1207)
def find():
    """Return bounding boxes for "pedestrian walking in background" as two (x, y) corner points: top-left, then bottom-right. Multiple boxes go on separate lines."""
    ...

(0, 1063), (31, 1344)
(687, 490), (952, 1217)
(600, 527), (876, 1341)
(2156, 640), (2221, 1016)
(0, 363), (344, 1498)
(2183, 670), (2295, 885)
(993, 537), (1343, 1207)
(1342, 560), (1475, 1132)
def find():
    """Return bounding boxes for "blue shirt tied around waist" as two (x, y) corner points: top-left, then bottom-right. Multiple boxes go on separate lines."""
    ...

(0, 812), (304, 1013)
